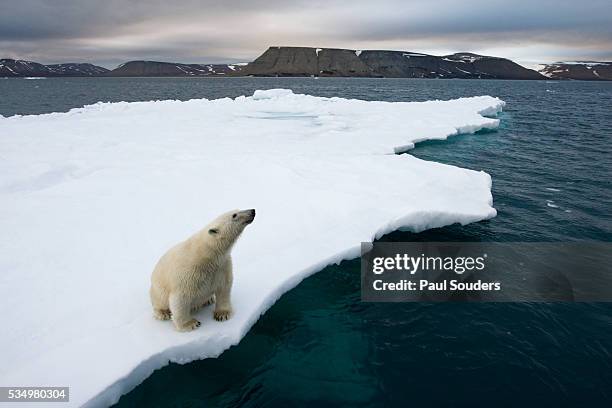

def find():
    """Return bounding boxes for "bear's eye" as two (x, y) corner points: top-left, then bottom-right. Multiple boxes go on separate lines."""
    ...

(232, 213), (237, 219)
(208, 228), (219, 235)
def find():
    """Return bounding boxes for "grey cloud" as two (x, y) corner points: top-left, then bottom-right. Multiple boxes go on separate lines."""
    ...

(0, 0), (310, 39)
(0, 0), (610, 66)
(315, 1), (612, 47)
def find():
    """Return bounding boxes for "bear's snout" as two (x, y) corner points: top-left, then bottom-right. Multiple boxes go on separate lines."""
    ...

(244, 209), (256, 224)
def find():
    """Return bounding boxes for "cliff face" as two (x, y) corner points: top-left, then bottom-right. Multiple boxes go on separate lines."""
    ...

(240, 47), (546, 79)
(539, 62), (612, 80)
(0, 59), (109, 77)
(106, 61), (235, 76)
(318, 48), (373, 76)
(242, 47), (316, 76)
(239, 47), (374, 77)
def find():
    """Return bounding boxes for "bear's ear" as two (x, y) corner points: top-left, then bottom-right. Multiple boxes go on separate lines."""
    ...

(208, 228), (219, 235)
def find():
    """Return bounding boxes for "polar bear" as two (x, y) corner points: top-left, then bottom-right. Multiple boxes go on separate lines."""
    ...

(150, 209), (255, 331)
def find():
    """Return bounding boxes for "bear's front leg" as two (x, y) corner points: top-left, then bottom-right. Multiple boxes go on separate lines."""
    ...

(214, 285), (233, 321)
(169, 293), (201, 331)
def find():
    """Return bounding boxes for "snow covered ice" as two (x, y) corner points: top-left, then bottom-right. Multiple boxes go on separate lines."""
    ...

(0, 89), (504, 406)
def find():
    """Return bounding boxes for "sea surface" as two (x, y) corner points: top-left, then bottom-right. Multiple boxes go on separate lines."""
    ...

(2, 77), (611, 407)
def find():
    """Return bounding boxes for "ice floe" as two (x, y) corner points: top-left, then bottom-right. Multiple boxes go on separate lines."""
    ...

(0, 89), (504, 406)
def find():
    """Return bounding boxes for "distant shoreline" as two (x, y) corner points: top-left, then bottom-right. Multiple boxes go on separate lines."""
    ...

(5, 75), (611, 82)
(2, 46), (611, 80)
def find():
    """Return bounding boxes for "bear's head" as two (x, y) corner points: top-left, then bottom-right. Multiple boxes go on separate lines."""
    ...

(206, 209), (256, 252)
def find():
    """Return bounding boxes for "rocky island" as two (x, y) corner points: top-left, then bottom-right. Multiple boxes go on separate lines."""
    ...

(538, 61), (612, 80)
(2, 48), (611, 80)
(239, 47), (546, 79)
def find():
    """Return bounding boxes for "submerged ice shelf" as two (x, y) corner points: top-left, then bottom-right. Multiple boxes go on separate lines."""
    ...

(0, 89), (504, 407)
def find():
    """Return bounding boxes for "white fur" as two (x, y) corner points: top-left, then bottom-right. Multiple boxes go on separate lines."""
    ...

(150, 209), (255, 331)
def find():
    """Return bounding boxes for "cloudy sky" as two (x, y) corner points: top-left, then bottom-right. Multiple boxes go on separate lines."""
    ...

(1, 0), (611, 68)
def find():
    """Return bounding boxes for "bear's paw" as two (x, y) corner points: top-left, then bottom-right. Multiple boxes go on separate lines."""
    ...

(177, 319), (201, 331)
(214, 310), (232, 321)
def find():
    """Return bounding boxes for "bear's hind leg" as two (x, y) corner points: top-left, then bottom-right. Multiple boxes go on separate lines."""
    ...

(153, 308), (172, 320)
(191, 294), (216, 313)
(169, 293), (200, 331)
(150, 284), (171, 320)
(203, 294), (216, 306)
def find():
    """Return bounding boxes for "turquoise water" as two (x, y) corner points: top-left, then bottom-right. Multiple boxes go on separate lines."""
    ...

(2, 78), (611, 407)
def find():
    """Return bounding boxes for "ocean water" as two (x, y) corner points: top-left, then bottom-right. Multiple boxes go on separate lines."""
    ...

(2, 77), (611, 407)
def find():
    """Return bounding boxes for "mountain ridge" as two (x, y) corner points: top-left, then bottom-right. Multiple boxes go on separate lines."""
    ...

(0, 59), (109, 77)
(105, 60), (242, 76)
(3, 48), (611, 80)
(538, 61), (612, 80)
(238, 47), (546, 79)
